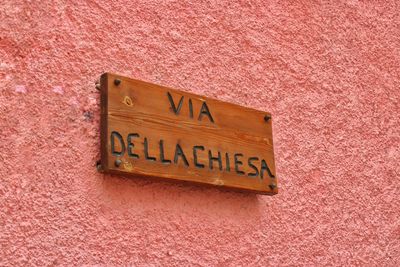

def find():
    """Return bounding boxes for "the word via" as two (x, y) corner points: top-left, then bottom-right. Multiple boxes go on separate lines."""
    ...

(167, 92), (214, 123)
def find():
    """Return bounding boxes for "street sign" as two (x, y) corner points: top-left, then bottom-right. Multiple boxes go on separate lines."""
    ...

(99, 73), (277, 194)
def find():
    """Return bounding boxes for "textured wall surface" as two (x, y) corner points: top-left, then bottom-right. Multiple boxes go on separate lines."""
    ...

(1, 1), (399, 266)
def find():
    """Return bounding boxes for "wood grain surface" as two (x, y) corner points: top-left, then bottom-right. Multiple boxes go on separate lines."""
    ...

(100, 73), (277, 195)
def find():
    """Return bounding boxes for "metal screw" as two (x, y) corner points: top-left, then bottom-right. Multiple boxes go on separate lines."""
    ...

(264, 115), (271, 122)
(269, 184), (277, 190)
(114, 79), (121, 86)
(114, 159), (122, 167)
(95, 80), (101, 90)
(96, 160), (102, 171)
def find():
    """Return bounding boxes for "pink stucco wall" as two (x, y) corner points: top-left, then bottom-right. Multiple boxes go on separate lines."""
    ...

(1, 1), (399, 266)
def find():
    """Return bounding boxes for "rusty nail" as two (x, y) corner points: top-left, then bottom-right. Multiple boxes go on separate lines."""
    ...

(114, 159), (122, 167)
(269, 184), (277, 190)
(114, 79), (121, 86)
(264, 115), (271, 122)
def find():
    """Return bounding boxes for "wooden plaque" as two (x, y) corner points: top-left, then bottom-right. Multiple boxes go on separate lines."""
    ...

(99, 73), (277, 195)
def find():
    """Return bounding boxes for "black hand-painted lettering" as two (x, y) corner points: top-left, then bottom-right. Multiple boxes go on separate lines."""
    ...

(111, 131), (125, 156)
(225, 153), (231, 171)
(174, 144), (189, 167)
(260, 159), (275, 179)
(167, 92), (184, 115)
(193, 146), (205, 168)
(198, 102), (214, 123)
(234, 153), (245, 175)
(127, 133), (140, 158)
(143, 137), (156, 161)
(189, 98), (194, 119)
(208, 150), (222, 170)
(248, 157), (259, 177)
(159, 140), (171, 164)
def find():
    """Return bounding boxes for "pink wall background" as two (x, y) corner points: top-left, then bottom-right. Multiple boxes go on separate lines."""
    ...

(1, 1), (399, 266)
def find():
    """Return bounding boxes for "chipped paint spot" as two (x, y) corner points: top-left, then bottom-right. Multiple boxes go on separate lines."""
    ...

(15, 85), (27, 93)
(68, 96), (79, 107)
(0, 62), (12, 70)
(53, 86), (64, 94)
(88, 96), (97, 106)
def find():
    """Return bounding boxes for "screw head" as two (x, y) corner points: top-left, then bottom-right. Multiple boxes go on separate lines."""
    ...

(114, 159), (122, 167)
(264, 115), (271, 122)
(269, 184), (277, 190)
(114, 79), (121, 86)
(96, 160), (102, 171)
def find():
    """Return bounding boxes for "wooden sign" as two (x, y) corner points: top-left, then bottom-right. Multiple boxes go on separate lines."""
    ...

(99, 73), (277, 195)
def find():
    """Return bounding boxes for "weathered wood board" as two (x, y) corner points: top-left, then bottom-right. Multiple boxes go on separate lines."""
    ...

(99, 73), (277, 195)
